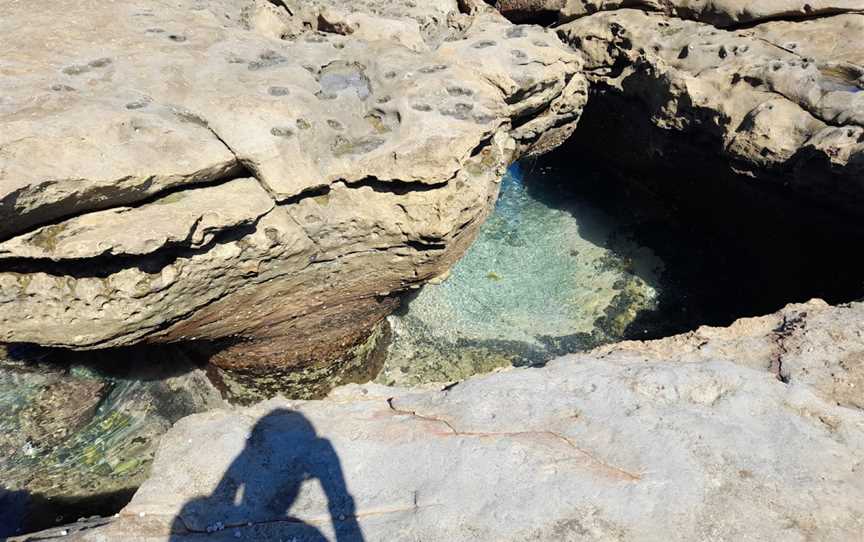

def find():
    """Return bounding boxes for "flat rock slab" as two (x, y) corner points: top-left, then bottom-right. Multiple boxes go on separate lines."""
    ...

(0, 178), (274, 260)
(28, 300), (864, 541)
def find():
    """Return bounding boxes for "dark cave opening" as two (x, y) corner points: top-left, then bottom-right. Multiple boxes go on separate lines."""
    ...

(536, 98), (864, 341)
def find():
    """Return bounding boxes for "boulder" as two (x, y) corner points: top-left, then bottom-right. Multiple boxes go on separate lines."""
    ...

(21, 299), (864, 541)
(0, 0), (587, 380)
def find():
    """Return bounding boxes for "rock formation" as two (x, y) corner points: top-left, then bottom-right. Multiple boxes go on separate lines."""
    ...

(0, 0), (587, 385)
(19, 300), (864, 541)
(3, 1), (864, 539)
(496, 1), (864, 219)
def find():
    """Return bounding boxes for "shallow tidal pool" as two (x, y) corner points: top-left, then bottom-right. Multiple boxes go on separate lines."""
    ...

(376, 162), (665, 386)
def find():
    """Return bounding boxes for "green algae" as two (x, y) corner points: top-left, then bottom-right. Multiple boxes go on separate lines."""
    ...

(214, 321), (390, 404)
(27, 223), (67, 251)
(0, 347), (223, 534)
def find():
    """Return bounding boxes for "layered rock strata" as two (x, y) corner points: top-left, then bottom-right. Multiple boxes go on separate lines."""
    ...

(21, 299), (864, 541)
(0, 0), (587, 380)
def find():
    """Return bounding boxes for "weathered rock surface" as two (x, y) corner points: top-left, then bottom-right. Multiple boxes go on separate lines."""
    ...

(497, 0), (864, 26)
(0, 345), (225, 537)
(0, 0), (587, 376)
(552, 8), (864, 216)
(24, 299), (864, 541)
(488, 2), (864, 220)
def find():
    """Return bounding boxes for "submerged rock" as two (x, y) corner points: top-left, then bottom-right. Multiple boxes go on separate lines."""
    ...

(0, 346), (225, 537)
(0, 0), (587, 381)
(23, 300), (864, 541)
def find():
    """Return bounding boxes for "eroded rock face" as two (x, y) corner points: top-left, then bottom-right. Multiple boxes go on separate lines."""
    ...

(0, 0), (587, 376)
(553, 8), (864, 217)
(498, 0), (864, 26)
(490, 2), (864, 220)
(22, 300), (864, 541)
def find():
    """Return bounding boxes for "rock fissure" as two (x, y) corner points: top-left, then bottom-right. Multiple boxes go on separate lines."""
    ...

(0, 224), (262, 281)
(386, 398), (643, 481)
(770, 312), (807, 384)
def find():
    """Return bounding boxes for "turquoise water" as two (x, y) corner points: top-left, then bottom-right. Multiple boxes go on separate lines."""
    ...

(376, 162), (664, 386)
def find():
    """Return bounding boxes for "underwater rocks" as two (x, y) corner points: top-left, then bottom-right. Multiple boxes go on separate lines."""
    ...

(0, 0), (587, 375)
(24, 299), (864, 541)
(376, 163), (663, 387)
(0, 346), (225, 537)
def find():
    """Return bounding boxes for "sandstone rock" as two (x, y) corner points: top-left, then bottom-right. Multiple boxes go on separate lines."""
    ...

(23, 300), (864, 541)
(597, 298), (864, 410)
(497, 0), (864, 26)
(0, 178), (274, 261)
(0, 346), (226, 537)
(0, 0), (587, 378)
(555, 9), (864, 217)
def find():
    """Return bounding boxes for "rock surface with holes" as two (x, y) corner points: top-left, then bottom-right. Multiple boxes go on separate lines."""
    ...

(552, 8), (864, 215)
(20, 300), (864, 541)
(0, 0), (587, 381)
(490, 3), (864, 217)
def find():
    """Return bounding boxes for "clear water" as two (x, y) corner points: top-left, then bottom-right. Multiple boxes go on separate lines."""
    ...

(376, 162), (665, 386)
(0, 347), (222, 536)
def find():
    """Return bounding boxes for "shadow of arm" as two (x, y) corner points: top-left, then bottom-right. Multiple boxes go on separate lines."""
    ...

(311, 438), (365, 542)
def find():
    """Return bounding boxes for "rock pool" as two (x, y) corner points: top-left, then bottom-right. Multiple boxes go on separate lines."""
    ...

(376, 162), (665, 386)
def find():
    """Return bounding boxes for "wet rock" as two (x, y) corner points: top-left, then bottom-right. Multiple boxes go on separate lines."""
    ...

(0, 0), (587, 378)
(26, 300), (864, 541)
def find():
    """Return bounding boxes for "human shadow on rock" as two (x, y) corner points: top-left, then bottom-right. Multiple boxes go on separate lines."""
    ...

(170, 409), (363, 541)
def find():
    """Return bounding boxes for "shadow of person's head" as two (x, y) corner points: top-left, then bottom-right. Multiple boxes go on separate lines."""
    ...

(171, 408), (363, 541)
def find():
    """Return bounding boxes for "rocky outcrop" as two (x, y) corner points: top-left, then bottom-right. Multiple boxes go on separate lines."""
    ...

(557, 8), (863, 217)
(493, 2), (864, 220)
(22, 299), (864, 541)
(0, 345), (225, 537)
(0, 0), (587, 379)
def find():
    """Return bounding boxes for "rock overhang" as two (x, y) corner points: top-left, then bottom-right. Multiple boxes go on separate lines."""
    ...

(0, 0), (587, 360)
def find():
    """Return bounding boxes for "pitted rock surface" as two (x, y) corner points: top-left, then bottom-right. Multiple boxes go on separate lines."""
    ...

(0, 0), (587, 369)
(553, 8), (864, 214)
(497, 0), (864, 26)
